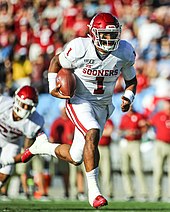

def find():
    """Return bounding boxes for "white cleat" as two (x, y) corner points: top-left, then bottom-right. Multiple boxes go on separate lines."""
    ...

(21, 132), (49, 163)
(29, 132), (49, 154)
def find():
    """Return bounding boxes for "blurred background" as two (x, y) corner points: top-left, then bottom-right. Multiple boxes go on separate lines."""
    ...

(0, 0), (169, 202)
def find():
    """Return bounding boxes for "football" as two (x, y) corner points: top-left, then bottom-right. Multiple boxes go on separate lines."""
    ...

(56, 68), (76, 97)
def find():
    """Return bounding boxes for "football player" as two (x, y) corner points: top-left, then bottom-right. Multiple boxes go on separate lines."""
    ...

(22, 13), (137, 208)
(0, 85), (44, 193)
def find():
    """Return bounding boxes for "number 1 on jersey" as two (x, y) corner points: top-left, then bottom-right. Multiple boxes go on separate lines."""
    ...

(94, 77), (104, 94)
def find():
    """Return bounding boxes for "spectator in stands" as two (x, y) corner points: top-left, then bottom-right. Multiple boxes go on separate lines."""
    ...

(149, 99), (170, 201)
(32, 18), (54, 55)
(97, 0), (113, 14)
(137, 15), (164, 53)
(11, 47), (32, 93)
(0, 0), (13, 25)
(41, 0), (64, 31)
(14, 17), (33, 54)
(0, 22), (13, 93)
(98, 119), (114, 199)
(72, 10), (89, 38)
(119, 106), (148, 201)
(30, 53), (49, 94)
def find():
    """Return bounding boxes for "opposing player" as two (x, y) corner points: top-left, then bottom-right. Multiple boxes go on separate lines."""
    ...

(0, 85), (44, 192)
(22, 13), (137, 208)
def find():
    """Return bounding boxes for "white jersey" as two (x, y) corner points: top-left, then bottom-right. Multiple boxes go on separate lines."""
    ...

(0, 95), (44, 144)
(59, 37), (136, 106)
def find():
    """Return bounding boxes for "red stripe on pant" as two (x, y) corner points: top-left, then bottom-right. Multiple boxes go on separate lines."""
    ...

(66, 100), (88, 136)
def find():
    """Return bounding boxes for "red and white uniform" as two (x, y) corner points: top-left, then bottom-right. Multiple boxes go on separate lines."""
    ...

(0, 95), (44, 174)
(59, 37), (136, 162)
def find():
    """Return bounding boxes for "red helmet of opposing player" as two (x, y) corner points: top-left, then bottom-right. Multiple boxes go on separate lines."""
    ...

(13, 85), (38, 118)
(88, 13), (121, 52)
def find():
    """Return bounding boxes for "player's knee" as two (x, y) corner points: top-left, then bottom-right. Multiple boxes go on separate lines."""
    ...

(72, 161), (83, 166)
(71, 156), (83, 166)
(69, 141), (84, 165)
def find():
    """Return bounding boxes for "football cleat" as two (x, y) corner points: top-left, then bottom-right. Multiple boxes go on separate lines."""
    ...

(21, 149), (34, 163)
(93, 195), (108, 209)
(21, 132), (49, 163)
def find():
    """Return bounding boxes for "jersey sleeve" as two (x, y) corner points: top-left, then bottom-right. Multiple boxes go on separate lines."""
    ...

(59, 37), (86, 69)
(121, 41), (136, 81)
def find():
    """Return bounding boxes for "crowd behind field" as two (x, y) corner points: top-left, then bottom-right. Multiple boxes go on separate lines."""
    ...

(0, 0), (170, 201)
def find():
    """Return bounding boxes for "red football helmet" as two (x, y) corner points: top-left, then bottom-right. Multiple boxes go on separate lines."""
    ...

(88, 13), (121, 52)
(13, 85), (38, 118)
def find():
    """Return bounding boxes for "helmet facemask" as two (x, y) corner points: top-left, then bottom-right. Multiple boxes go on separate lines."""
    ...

(13, 95), (36, 119)
(88, 13), (122, 52)
(92, 26), (121, 52)
(13, 86), (38, 119)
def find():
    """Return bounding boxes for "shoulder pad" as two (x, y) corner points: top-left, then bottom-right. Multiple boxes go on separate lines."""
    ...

(63, 37), (87, 60)
(29, 111), (45, 128)
(118, 40), (136, 64)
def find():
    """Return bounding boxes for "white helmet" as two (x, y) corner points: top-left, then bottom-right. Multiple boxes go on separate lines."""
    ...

(13, 85), (38, 119)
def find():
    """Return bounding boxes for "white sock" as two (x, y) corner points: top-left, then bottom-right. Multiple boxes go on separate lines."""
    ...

(48, 143), (60, 158)
(86, 167), (101, 206)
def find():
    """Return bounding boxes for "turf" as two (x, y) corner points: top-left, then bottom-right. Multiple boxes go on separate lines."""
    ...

(0, 200), (170, 212)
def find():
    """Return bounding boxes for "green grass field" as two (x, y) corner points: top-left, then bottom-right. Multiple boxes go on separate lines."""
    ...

(1, 199), (170, 212)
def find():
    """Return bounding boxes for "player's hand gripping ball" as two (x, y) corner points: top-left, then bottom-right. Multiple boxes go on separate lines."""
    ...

(56, 68), (76, 97)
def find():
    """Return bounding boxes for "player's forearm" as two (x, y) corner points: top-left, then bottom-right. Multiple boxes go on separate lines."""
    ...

(123, 76), (137, 103)
(48, 55), (62, 74)
(124, 76), (137, 94)
(14, 153), (23, 163)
